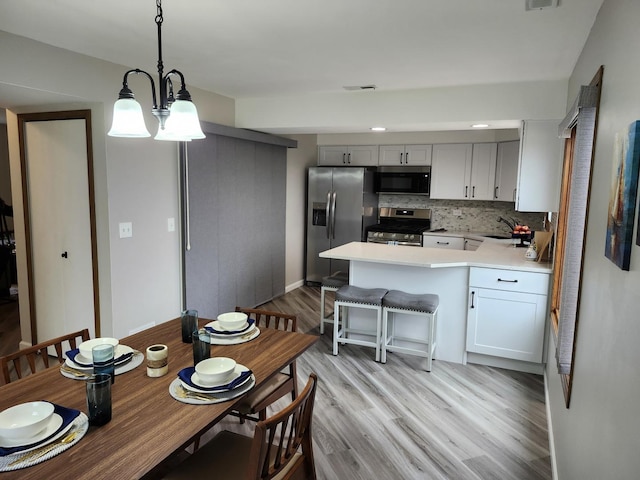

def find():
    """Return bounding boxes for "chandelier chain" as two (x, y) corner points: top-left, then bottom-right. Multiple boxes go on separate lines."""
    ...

(155, 0), (163, 26)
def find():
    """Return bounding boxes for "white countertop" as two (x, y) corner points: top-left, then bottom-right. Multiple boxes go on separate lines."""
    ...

(319, 240), (552, 274)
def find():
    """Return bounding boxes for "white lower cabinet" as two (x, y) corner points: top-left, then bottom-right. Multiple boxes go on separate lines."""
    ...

(466, 267), (548, 363)
(422, 234), (465, 250)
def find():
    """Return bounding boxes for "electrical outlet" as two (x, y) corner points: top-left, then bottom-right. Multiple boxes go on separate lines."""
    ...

(119, 222), (133, 238)
(167, 217), (175, 232)
(453, 209), (462, 216)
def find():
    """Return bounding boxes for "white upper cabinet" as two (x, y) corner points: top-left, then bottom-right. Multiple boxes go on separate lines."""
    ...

(379, 144), (432, 166)
(494, 140), (519, 202)
(469, 143), (497, 200)
(318, 145), (378, 166)
(430, 144), (473, 200)
(516, 120), (564, 212)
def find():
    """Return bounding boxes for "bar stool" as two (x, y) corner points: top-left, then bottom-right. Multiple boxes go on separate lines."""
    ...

(333, 285), (388, 361)
(320, 271), (349, 335)
(381, 290), (439, 371)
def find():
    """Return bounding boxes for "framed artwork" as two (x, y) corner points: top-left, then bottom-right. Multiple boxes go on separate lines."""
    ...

(605, 120), (640, 270)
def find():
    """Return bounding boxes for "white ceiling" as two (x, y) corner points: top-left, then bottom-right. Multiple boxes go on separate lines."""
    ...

(0, 0), (603, 130)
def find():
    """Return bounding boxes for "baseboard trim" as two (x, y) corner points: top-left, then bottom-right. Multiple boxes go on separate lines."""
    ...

(544, 369), (559, 480)
(285, 280), (304, 293)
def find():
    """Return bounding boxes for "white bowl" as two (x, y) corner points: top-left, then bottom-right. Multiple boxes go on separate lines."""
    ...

(216, 312), (248, 331)
(78, 337), (119, 360)
(0, 401), (55, 441)
(195, 357), (237, 384)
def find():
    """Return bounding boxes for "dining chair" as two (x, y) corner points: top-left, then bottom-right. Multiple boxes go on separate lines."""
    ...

(0, 328), (90, 384)
(231, 306), (299, 423)
(163, 373), (318, 480)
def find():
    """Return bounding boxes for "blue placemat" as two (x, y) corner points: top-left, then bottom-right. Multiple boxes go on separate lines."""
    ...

(65, 348), (133, 367)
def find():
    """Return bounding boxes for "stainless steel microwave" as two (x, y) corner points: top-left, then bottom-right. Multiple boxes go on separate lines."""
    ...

(374, 166), (431, 196)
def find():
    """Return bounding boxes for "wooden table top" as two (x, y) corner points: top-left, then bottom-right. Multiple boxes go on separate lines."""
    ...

(0, 318), (318, 479)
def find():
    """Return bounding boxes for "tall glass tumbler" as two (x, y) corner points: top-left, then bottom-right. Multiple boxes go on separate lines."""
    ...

(181, 309), (198, 343)
(92, 344), (115, 384)
(86, 373), (112, 426)
(192, 328), (211, 365)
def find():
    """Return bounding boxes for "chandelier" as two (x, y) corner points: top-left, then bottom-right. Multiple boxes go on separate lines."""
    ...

(107, 0), (205, 141)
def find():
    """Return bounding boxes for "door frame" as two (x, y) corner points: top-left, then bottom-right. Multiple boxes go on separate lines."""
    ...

(17, 110), (100, 342)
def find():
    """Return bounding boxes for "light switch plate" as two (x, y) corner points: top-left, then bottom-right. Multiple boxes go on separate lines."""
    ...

(167, 218), (175, 232)
(119, 222), (133, 238)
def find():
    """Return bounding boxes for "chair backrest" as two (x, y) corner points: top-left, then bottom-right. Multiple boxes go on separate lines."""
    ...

(235, 307), (297, 333)
(248, 373), (318, 480)
(0, 328), (90, 384)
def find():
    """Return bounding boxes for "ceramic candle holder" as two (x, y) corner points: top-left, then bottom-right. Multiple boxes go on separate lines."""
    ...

(146, 344), (169, 377)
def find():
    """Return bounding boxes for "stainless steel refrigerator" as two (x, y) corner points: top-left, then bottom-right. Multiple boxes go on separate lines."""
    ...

(305, 167), (378, 284)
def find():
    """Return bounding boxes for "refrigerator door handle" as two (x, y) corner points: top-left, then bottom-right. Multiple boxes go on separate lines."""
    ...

(330, 191), (337, 239)
(325, 191), (331, 239)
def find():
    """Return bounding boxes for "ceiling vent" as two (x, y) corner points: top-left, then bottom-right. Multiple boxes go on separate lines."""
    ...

(343, 85), (377, 91)
(525, 0), (558, 10)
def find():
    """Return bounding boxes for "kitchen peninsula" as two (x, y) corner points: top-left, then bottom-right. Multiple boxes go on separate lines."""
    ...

(320, 240), (552, 374)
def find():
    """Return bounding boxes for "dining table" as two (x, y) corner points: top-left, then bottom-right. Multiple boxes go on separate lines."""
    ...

(0, 317), (318, 479)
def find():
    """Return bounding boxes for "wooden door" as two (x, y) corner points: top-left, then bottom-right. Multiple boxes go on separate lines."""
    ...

(18, 111), (99, 342)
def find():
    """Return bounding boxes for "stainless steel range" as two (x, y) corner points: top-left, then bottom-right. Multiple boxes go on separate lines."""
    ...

(366, 208), (431, 246)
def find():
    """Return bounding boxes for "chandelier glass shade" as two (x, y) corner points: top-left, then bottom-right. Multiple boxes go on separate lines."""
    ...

(107, 0), (204, 141)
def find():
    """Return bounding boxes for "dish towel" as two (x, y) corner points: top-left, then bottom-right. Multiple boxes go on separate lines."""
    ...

(0, 403), (80, 457)
(205, 319), (255, 335)
(178, 367), (253, 392)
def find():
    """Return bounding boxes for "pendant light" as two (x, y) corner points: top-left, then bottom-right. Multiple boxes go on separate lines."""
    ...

(108, 0), (205, 141)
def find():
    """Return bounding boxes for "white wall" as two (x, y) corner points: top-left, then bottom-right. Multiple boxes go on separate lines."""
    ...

(283, 134), (317, 291)
(545, 1), (640, 478)
(0, 32), (235, 340)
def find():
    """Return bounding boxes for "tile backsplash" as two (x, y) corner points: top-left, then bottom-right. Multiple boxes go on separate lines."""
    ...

(379, 195), (547, 234)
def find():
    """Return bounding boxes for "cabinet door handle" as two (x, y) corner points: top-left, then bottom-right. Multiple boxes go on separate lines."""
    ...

(470, 291), (475, 309)
(495, 186), (499, 199)
(347, 153), (351, 164)
(513, 188), (517, 202)
(472, 186), (476, 198)
(436, 241), (450, 245)
(497, 278), (518, 283)
(465, 186), (468, 198)
(342, 153), (346, 164)
(400, 152), (404, 164)
(405, 152), (409, 164)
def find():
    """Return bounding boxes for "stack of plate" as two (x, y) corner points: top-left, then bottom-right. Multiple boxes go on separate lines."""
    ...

(171, 363), (255, 405)
(203, 318), (260, 344)
(62, 344), (142, 379)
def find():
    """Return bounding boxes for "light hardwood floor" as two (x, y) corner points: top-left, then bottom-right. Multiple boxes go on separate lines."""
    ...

(202, 286), (552, 480)
(0, 288), (551, 479)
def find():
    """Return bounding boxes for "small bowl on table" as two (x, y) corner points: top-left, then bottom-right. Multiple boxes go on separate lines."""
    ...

(195, 357), (236, 385)
(0, 401), (55, 442)
(78, 337), (119, 361)
(216, 312), (248, 331)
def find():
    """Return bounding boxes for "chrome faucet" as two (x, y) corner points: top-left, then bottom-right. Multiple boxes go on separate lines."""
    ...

(497, 216), (515, 231)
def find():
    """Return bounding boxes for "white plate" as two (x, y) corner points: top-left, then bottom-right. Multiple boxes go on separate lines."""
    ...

(204, 320), (254, 336)
(73, 345), (134, 367)
(169, 375), (256, 405)
(206, 327), (260, 345)
(61, 350), (144, 380)
(0, 414), (63, 448)
(186, 364), (252, 392)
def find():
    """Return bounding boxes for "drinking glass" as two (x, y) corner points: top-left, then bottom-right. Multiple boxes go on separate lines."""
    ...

(92, 344), (115, 384)
(192, 328), (211, 365)
(181, 309), (198, 343)
(86, 373), (112, 426)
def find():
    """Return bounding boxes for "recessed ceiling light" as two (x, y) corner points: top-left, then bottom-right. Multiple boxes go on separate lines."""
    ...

(471, 124), (489, 128)
(370, 127), (386, 132)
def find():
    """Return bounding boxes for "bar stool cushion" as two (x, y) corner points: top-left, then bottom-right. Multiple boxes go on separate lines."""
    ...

(383, 290), (439, 313)
(336, 285), (387, 305)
